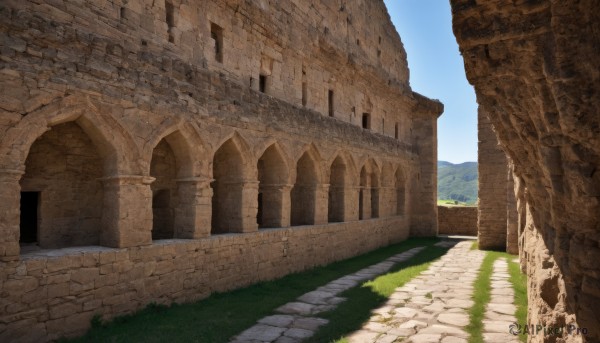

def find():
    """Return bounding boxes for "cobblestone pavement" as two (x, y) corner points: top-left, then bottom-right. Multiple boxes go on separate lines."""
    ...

(482, 259), (519, 343)
(230, 246), (426, 343)
(346, 240), (485, 343)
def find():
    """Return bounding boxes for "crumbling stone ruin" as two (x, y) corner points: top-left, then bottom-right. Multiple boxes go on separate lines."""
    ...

(0, 0), (442, 340)
(452, 0), (600, 342)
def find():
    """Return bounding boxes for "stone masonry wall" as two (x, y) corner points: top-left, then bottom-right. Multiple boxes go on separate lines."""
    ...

(0, 217), (408, 341)
(437, 206), (477, 236)
(477, 109), (508, 250)
(452, 1), (600, 341)
(0, 0), (442, 341)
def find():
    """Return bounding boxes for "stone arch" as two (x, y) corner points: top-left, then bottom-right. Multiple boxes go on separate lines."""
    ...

(358, 159), (381, 220)
(327, 149), (359, 187)
(381, 162), (395, 216)
(211, 134), (252, 234)
(0, 98), (141, 252)
(0, 99), (137, 175)
(291, 144), (322, 226)
(257, 143), (290, 228)
(20, 121), (104, 249)
(143, 122), (206, 179)
(395, 166), (407, 216)
(328, 151), (358, 223)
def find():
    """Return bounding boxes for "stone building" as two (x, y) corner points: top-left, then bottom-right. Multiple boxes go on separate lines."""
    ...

(452, 1), (600, 342)
(0, 0), (442, 340)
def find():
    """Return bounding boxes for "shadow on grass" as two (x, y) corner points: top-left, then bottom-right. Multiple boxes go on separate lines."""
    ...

(306, 245), (451, 343)
(63, 237), (441, 343)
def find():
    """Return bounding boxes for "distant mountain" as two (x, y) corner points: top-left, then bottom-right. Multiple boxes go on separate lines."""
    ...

(438, 161), (478, 204)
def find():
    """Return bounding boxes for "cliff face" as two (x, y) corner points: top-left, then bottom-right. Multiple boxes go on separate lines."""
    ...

(451, 1), (600, 341)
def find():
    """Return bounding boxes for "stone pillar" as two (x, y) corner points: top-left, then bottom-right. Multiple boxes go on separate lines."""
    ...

(240, 180), (259, 233)
(100, 175), (154, 248)
(0, 169), (23, 261)
(477, 109), (508, 250)
(381, 186), (396, 217)
(410, 113), (439, 236)
(259, 184), (292, 228)
(314, 184), (329, 225)
(360, 187), (372, 220)
(371, 187), (381, 218)
(506, 164), (519, 254)
(327, 185), (343, 222)
(174, 177), (213, 239)
(345, 186), (360, 221)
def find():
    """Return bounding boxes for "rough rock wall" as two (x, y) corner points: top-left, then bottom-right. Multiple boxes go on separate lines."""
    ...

(437, 206), (477, 236)
(451, 1), (600, 341)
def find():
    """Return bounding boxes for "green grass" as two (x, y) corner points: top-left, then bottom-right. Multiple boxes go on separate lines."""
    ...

(437, 199), (473, 206)
(305, 245), (450, 343)
(466, 251), (497, 343)
(508, 258), (528, 342)
(466, 250), (528, 343)
(64, 237), (440, 343)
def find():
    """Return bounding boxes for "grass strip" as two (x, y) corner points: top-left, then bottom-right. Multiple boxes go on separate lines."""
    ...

(467, 251), (528, 343)
(507, 257), (528, 342)
(466, 250), (497, 343)
(305, 245), (450, 343)
(64, 237), (439, 343)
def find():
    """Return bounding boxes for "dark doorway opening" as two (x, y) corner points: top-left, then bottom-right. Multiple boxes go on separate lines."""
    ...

(20, 192), (39, 244)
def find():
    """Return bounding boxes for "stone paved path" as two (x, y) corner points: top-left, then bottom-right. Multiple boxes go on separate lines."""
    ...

(346, 240), (485, 343)
(230, 247), (426, 343)
(482, 259), (519, 343)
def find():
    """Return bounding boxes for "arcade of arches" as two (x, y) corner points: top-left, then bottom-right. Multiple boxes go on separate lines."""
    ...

(16, 123), (410, 248)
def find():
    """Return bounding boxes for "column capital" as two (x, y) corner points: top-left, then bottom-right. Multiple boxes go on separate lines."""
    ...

(175, 177), (214, 187)
(99, 175), (156, 185)
(0, 168), (24, 181)
(259, 183), (294, 191)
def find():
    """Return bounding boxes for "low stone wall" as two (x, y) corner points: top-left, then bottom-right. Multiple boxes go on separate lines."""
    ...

(437, 206), (477, 236)
(0, 217), (409, 342)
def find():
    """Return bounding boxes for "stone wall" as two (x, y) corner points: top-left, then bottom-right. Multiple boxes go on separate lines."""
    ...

(437, 206), (477, 236)
(0, 217), (408, 341)
(451, 1), (600, 341)
(477, 109), (509, 250)
(0, 0), (442, 341)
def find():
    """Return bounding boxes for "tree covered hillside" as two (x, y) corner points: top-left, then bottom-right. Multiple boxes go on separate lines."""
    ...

(438, 161), (478, 204)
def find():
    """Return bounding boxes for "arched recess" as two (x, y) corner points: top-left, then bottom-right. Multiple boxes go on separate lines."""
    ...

(291, 148), (321, 226)
(150, 130), (202, 240)
(1, 100), (139, 252)
(150, 138), (177, 239)
(257, 144), (290, 228)
(328, 155), (347, 223)
(358, 159), (381, 220)
(211, 136), (250, 234)
(20, 122), (105, 249)
(395, 167), (407, 215)
(381, 163), (395, 217)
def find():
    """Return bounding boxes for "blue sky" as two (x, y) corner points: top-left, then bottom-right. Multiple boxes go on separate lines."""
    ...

(384, 0), (478, 164)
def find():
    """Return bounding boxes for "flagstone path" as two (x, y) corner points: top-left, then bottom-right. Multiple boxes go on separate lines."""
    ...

(230, 246), (426, 343)
(346, 240), (485, 343)
(482, 259), (520, 343)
